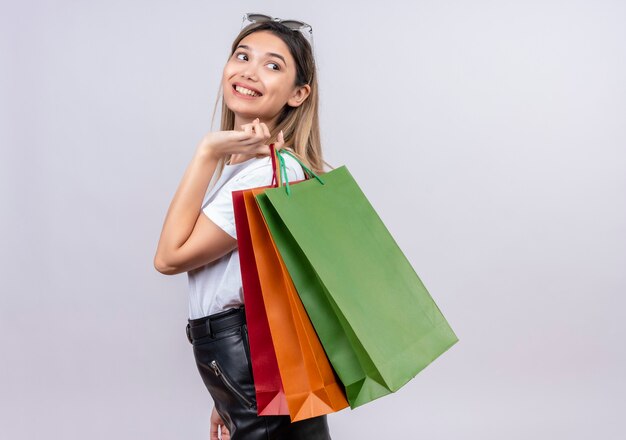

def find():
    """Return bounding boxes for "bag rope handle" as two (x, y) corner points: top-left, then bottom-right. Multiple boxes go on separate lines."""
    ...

(276, 148), (325, 196)
(269, 143), (281, 187)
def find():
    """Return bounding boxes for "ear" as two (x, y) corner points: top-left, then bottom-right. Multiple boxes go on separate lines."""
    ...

(287, 84), (311, 108)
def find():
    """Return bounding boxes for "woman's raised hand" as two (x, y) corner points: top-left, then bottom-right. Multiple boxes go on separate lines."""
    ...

(199, 118), (285, 160)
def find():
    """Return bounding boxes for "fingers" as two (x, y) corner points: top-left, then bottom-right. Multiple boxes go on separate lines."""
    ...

(252, 118), (266, 145)
(221, 425), (231, 440)
(259, 128), (285, 156)
(209, 407), (222, 440)
(241, 122), (254, 140)
(239, 118), (269, 146)
(210, 406), (223, 440)
(239, 118), (267, 136)
(259, 120), (271, 138)
(275, 129), (285, 150)
(263, 130), (285, 155)
(238, 118), (285, 156)
(210, 421), (219, 440)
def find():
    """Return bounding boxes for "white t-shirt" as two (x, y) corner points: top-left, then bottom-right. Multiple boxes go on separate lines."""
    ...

(187, 153), (306, 319)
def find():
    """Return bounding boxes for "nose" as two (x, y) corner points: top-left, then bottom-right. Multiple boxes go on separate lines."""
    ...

(241, 63), (259, 81)
(241, 69), (256, 80)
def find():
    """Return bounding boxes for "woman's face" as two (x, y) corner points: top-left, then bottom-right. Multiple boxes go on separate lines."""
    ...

(222, 30), (309, 126)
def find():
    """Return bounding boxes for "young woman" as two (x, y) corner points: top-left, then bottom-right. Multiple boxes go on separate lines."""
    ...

(154, 14), (333, 440)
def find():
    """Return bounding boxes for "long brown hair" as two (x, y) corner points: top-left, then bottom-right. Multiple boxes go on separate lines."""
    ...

(209, 20), (331, 182)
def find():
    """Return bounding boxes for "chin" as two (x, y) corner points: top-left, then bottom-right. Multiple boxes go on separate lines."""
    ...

(232, 109), (262, 120)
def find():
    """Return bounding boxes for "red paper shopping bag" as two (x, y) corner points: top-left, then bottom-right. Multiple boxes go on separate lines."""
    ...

(233, 187), (289, 416)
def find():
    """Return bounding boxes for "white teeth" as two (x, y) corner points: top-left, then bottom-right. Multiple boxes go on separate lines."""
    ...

(235, 85), (261, 97)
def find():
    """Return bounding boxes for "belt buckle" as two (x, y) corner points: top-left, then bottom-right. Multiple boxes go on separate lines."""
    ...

(186, 323), (192, 344)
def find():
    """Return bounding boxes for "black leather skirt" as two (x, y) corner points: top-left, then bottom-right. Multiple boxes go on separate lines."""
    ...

(186, 306), (332, 440)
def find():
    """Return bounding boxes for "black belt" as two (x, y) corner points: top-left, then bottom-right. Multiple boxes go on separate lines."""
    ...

(186, 307), (246, 343)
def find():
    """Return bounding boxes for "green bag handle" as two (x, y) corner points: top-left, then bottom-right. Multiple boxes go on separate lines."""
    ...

(276, 148), (325, 196)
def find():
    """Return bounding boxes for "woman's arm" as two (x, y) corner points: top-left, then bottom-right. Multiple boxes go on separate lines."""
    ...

(153, 140), (237, 275)
(153, 120), (281, 275)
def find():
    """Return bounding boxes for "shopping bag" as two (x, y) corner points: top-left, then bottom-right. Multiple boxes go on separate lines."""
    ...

(233, 188), (289, 416)
(233, 146), (349, 421)
(255, 149), (460, 409)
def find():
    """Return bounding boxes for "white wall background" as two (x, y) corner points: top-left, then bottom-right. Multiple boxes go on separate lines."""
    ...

(1, 0), (624, 438)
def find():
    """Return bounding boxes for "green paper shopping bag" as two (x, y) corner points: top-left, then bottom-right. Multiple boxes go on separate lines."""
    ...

(255, 150), (459, 409)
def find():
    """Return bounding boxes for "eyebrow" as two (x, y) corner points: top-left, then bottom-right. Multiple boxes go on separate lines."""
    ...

(236, 45), (288, 67)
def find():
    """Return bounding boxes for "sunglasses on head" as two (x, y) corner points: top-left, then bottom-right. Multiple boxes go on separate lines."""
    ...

(241, 12), (314, 45)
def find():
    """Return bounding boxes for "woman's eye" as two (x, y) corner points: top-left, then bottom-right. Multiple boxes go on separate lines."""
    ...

(234, 52), (279, 71)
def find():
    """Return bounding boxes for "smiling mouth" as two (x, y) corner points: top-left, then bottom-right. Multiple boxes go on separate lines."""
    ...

(233, 84), (263, 97)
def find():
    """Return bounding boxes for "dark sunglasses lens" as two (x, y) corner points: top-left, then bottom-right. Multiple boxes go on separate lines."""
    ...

(247, 13), (273, 22)
(279, 20), (306, 30)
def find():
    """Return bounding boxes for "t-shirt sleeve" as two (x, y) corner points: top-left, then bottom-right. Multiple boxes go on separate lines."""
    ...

(202, 159), (303, 239)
